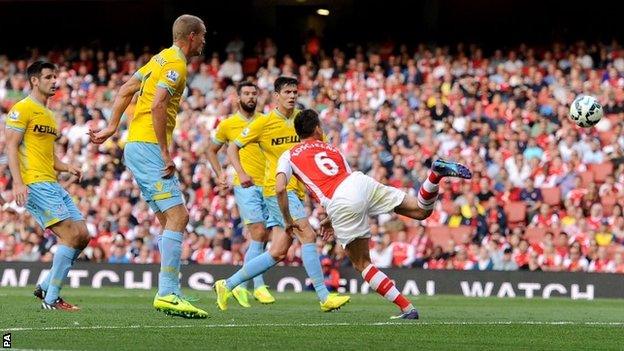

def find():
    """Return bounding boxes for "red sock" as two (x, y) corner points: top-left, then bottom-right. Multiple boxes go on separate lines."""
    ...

(417, 174), (440, 210)
(428, 170), (442, 184)
(362, 264), (412, 311)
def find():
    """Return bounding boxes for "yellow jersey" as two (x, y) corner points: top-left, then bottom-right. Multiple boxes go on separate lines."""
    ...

(212, 112), (266, 186)
(234, 108), (306, 198)
(128, 45), (187, 145)
(5, 96), (58, 184)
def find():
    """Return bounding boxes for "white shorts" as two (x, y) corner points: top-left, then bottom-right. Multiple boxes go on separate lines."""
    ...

(325, 172), (406, 248)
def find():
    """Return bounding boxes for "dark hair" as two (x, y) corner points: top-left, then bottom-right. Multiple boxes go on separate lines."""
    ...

(236, 81), (258, 95)
(294, 109), (320, 139)
(26, 61), (56, 87)
(274, 76), (298, 93)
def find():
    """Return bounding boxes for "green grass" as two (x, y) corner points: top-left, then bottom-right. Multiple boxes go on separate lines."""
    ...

(1, 286), (623, 350)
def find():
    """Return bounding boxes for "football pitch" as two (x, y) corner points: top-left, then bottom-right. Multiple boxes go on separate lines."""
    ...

(1, 287), (623, 350)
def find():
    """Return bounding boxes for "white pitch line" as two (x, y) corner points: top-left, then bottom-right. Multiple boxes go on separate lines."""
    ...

(4, 321), (624, 332)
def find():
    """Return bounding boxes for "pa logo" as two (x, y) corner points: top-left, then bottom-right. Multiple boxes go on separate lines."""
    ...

(3, 333), (11, 348)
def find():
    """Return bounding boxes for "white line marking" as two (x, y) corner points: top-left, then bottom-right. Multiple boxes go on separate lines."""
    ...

(4, 321), (624, 332)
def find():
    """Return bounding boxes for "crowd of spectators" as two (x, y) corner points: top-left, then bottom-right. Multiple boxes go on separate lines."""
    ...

(1, 37), (624, 274)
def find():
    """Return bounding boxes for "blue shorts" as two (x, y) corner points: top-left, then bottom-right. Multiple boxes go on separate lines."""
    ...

(124, 142), (184, 213)
(264, 191), (307, 228)
(233, 185), (268, 225)
(26, 182), (83, 229)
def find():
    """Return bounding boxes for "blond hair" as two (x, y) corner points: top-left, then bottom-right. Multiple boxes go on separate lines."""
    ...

(172, 14), (204, 41)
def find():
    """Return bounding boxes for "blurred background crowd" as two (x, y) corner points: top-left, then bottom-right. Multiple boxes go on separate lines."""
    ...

(1, 35), (623, 274)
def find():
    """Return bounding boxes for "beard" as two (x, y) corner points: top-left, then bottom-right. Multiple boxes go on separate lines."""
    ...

(240, 101), (257, 113)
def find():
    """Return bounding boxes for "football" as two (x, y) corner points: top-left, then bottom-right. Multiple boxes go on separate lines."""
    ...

(569, 95), (603, 128)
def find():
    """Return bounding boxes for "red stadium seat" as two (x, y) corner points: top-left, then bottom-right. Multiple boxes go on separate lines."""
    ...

(590, 162), (614, 183)
(524, 227), (547, 245)
(541, 187), (561, 207)
(606, 244), (622, 260)
(441, 199), (456, 215)
(504, 202), (527, 228)
(598, 130), (616, 146)
(450, 226), (473, 244)
(425, 226), (452, 249)
(579, 171), (594, 188)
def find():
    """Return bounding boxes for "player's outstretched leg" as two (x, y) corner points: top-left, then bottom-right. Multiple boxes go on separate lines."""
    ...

(216, 252), (278, 310)
(40, 220), (89, 311)
(395, 159), (472, 220)
(345, 238), (419, 319)
(216, 228), (284, 311)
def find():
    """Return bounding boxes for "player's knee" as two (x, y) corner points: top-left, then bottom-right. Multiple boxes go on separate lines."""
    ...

(72, 223), (90, 249)
(295, 220), (316, 243)
(248, 223), (267, 241)
(351, 258), (371, 272)
(165, 206), (189, 230)
(268, 245), (287, 262)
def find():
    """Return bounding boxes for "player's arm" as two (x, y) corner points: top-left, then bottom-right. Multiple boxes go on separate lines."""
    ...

(230, 117), (265, 188)
(207, 136), (227, 191)
(89, 75), (142, 144)
(151, 87), (175, 178)
(5, 128), (28, 206)
(227, 143), (252, 187)
(53, 153), (82, 182)
(276, 152), (298, 235)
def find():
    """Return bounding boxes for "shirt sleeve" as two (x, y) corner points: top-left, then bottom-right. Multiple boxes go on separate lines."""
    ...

(133, 63), (150, 81)
(5, 105), (29, 133)
(212, 119), (228, 145)
(157, 61), (186, 96)
(234, 115), (266, 148)
(276, 150), (293, 181)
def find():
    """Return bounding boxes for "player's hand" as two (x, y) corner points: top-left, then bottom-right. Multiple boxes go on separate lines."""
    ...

(13, 182), (28, 207)
(284, 219), (302, 237)
(88, 127), (115, 144)
(67, 164), (83, 182)
(319, 217), (335, 241)
(239, 172), (254, 188)
(161, 153), (176, 179)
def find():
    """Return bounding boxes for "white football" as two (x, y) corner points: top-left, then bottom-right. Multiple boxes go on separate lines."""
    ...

(569, 95), (603, 128)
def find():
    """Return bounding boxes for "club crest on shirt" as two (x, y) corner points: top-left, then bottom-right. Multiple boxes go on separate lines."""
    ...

(166, 70), (180, 83)
(8, 111), (19, 120)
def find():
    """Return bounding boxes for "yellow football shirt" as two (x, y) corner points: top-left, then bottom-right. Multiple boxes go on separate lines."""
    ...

(212, 112), (266, 186)
(127, 45), (187, 145)
(5, 96), (58, 184)
(234, 108), (306, 198)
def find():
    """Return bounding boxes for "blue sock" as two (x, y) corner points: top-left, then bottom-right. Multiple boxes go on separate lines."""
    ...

(157, 234), (181, 295)
(44, 245), (78, 304)
(40, 271), (52, 291)
(301, 243), (330, 302)
(159, 230), (183, 297)
(242, 240), (266, 290)
(42, 249), (81, 292)
(226, 251), (276, 291)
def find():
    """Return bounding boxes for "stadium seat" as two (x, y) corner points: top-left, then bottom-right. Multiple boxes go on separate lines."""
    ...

(441, 199), (455, 215)
(598, 130), (616, 146)
(606, 243), (622, 260)
(590, 162), (613, 183)
(243, 57), (260, 75)
(541, 187), (561, 207)
(425, 226), (452, 249)
(579, 171), (594, 188)
(450, 225), (473, 244)
(524, 227), (547, 245)
(504, 202), (527, 228)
